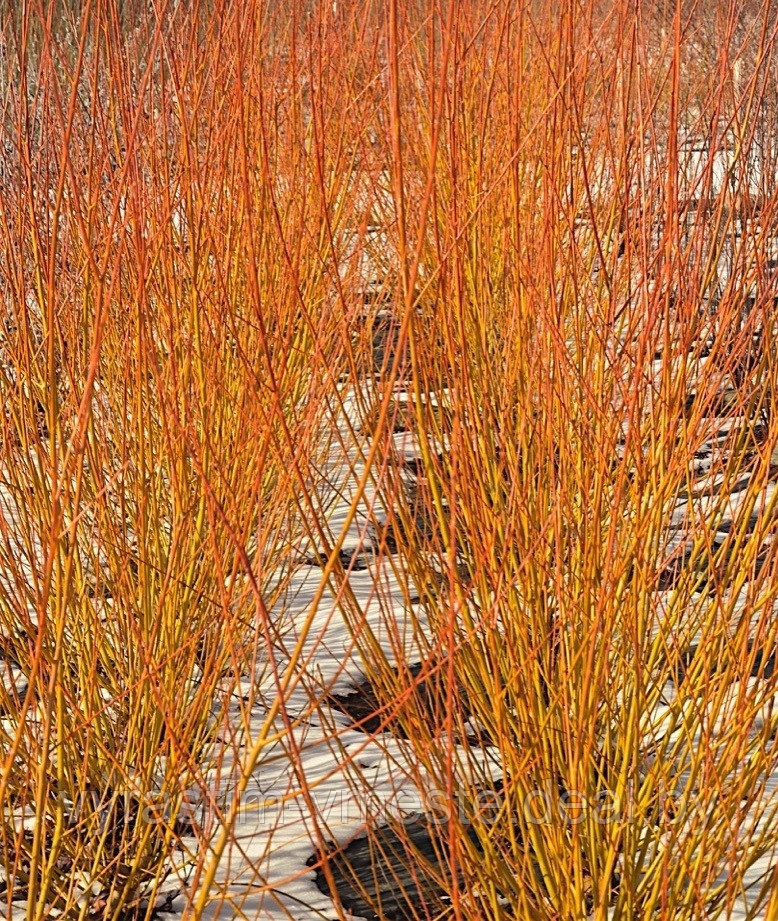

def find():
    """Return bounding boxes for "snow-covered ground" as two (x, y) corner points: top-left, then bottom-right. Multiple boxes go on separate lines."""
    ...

(173, 411), (454, 919)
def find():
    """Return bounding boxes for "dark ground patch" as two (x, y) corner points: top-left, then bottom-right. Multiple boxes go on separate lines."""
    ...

(307, 815), (476, 921)
(324, 661), (490, 745)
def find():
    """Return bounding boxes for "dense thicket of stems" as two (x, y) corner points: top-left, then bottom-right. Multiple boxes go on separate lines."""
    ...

(2, 1), (778, 920)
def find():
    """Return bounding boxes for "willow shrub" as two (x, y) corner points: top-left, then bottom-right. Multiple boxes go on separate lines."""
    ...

(0, 3), (360, 918)
(347, 2), (778, 920)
